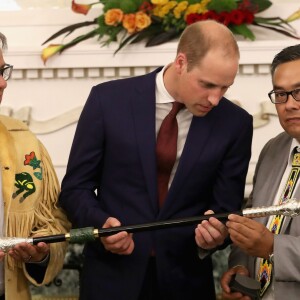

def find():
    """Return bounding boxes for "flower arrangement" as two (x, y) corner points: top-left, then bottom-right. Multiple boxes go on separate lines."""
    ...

(42, 0), (300, 63)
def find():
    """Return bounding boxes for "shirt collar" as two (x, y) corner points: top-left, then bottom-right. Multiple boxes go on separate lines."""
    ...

(156, 64), (175, 104)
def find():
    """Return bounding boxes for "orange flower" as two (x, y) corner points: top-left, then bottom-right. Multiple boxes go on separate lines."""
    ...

(105, 9), (124, 26)
(123, 14), (136, 34)
(41, 44), (64, 64)
(135, 11), (151, 31)
(72, 0), (92, 15)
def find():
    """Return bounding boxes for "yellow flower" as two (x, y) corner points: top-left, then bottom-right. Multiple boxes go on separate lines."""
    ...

(199, 0), (212, 11)
(41, 44), (64, 64)
(71, 0), (92, 15)
(152, 6), (166, 18)
(185, 4), (201, 15)
(286, 9), (300, 22)
(151, 0), (169, 5)
(105, 9), (124, 26)
(136, 11), (152, 31)
(152, 1), (176, 18)
(123, 14), (136, 34)
(160, 6), (171, 17)
(173, 1), (188, 19)
(184, 0), (211, 20)
(184, 2), (210, 20)
(166, 1), (177, 9)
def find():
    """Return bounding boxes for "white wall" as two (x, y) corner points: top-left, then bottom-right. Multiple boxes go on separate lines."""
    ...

(0, 1), (300, 196)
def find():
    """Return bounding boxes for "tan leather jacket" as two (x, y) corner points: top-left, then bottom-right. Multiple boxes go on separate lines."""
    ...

(0, 115), (70, 300)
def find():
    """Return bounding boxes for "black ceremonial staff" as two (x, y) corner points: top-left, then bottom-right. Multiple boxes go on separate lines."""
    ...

(1, 199), (299, 252)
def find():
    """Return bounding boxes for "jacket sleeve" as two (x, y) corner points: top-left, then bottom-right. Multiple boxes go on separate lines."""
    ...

(23, 141), (71, 286)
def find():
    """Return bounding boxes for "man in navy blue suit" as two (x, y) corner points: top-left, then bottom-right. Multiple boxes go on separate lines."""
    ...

(59, 20), (253, 300)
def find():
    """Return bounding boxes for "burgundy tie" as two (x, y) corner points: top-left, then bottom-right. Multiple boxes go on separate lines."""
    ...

(156, 101), (184, 207)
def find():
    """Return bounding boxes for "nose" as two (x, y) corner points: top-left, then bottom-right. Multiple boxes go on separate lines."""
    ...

(0, 75), (7, 90)
(285, 93), (300, 110)
(207, 90), (222, 107)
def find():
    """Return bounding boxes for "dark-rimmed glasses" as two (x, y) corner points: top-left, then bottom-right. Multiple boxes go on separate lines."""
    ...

(0, 64), (13, 81)
(268, 88), (300, 104)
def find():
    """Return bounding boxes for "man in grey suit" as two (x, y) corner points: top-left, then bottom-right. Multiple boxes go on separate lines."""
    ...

(221, 44), (300, 300)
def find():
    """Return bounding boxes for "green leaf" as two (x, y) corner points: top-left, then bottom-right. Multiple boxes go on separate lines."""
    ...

(250, 0), (272, 13)
(252, 23), (300, 40)
(103, 0), (121, 12)
(120, 0), (138, 13)
(207, 0), (237, 13)
(229, 24), (255, 40)
(134, 0), (147, 7)
(146, 28), (180, 47)
(130, 25), (163, 43)
(59, 29), (99, 54)
(254, 16), (290, 27)
(100, 0), (111, 4)
(151, 15), (163, 24)
(42, 19), (97, 45)
(34, 172), (42, 180)
(114, 32), (140, 54)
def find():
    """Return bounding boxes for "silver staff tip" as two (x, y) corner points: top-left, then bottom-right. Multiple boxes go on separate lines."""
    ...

(280, 198), (300, 217)
(0, 237), (33, 253)
(243, 198), (300, 218)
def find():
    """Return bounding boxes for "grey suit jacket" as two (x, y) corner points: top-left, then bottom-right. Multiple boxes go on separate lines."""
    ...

(229, 131), (300, 299)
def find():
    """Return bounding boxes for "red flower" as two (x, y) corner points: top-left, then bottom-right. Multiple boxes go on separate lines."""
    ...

(229, 10), (245, 26)
(243, 10), (255, 24)
(202, 11), (219, 21)
(139, 1), (153, 13)
(24, 151), (36, 165)
(218, 12), (232, 26)
(186, 9), (255, 27)
(238, 0), (258, 14)
(186, 13), (204, 25)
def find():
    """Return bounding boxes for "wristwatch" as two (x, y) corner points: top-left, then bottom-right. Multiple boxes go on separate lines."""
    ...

(268, 253), (274, 264)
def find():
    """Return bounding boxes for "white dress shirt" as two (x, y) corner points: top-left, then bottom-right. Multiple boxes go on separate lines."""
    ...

(155, 65), (193, 188)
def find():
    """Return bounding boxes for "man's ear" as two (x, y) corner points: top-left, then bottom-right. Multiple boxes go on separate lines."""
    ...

(174, 52), (187, 74)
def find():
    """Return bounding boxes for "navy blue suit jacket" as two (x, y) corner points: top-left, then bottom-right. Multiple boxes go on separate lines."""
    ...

(59, 68), (253, 300)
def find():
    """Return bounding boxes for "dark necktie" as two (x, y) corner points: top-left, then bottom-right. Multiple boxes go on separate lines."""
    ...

(156, 101), (184, 207)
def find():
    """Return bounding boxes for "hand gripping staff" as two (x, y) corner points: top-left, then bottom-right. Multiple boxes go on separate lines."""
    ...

(0, 199), (299, 252)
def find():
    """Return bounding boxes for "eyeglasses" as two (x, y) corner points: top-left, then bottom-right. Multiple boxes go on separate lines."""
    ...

(268, 88), (300, 104)
(0, 64), (13, 81)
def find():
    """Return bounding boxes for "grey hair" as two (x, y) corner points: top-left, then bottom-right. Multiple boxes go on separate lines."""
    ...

(0, 32), (7, 50)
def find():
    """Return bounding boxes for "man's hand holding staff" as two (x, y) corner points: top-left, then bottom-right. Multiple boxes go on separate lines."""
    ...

(0, 199), (299, 253)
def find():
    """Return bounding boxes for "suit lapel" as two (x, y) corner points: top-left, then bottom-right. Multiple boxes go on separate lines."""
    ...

(131, 70), (159, 213)
(174, 115), (214, 187)
(255, 136), (292, 228)
(160, 112), (216, 216)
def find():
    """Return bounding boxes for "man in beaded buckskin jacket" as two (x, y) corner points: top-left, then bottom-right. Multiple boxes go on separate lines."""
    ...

(0, 32), (70, 300)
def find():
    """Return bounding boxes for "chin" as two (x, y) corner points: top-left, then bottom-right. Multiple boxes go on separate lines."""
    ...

(194, 107), (210, 116)
(285, 128), (300, 140)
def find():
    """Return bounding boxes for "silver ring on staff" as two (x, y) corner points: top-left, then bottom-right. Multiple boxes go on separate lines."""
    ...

(24, 255), (32, 263)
